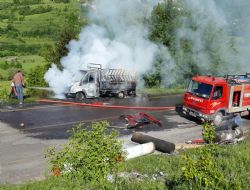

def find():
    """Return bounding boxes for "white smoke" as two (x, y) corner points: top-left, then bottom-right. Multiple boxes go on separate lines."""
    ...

(174, 0), (248, 80)
(45, 0), (172, 97)
(45, 0), (249, 97)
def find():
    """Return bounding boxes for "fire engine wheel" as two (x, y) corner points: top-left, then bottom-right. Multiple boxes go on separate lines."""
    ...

(213, 112), (224, 126)
(76, 92), (86, 101)
(118, 91), (125, 99)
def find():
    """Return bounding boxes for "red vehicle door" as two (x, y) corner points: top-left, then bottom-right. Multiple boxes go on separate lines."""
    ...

(208, 85), (226, 115)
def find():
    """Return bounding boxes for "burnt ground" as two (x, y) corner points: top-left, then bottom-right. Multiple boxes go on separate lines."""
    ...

(0, 94), (249, 184)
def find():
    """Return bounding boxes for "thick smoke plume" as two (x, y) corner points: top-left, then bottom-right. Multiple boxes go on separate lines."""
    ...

(45, 0), (250, 97)
(175, 0), (249, 78)
(45, 0), (171, 97)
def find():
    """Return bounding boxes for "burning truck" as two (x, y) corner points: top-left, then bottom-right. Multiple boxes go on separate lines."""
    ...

(66, 64), (136, 100)
(183, 73), (250, 126)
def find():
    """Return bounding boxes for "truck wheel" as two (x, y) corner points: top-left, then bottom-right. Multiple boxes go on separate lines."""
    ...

(213, 112), (224, 126)
(76, 92), (85, 101)
(118, 91), (125, 99)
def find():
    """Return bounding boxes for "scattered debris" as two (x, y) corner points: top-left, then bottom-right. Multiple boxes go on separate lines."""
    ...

(176, 143), (205, 150)
(120, 112), (161, 129)
(185, 139), (206, 144)
(131, 133), (175, 154)
(215, 115), (244, 144)
(19, 123), (25, 127)
(125, 142), (155, 160)
(107, 171), (165, 182)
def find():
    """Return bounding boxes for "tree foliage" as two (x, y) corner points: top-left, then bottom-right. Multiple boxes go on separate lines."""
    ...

(43, 12), (85, 69)
(148, 0), (237, 87)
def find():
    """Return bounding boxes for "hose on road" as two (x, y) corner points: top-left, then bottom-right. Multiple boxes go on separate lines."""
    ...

(38, 99), (176, 111)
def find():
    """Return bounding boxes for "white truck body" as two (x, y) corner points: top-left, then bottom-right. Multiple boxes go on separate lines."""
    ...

(67, 64), (136, 100)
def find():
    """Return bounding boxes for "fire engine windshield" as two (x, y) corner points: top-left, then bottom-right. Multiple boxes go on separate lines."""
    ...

(188, 80), (212, 99)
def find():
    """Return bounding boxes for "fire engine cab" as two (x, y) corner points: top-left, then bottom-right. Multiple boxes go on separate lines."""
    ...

(183, 73), (250, 125)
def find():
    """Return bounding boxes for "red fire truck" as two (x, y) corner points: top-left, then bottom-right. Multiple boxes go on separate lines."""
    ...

(183, 73), (250, 125)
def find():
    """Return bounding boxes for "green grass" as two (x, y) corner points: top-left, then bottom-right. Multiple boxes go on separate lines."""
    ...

(1, 136), (250, 189)
(0, 80), (10, 89)
(0, 0), (82, 56)
(139, 87), (186, 96)
(0, 55), (46, 80)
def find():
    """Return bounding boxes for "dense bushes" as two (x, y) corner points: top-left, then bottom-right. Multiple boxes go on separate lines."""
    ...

(46, 121), (123, 187)
(0, 61), (22, 70)
(175, 146), (241, 190)
(53, 0), (70, 3)
(18, 5), (53, 16)
(21, 23), (60, 39)
(26, 64), (48, 87)
(0, 44), (42, 57)
(13, 0), (43, 5)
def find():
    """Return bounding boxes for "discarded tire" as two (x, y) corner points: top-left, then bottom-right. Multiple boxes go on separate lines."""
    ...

(131, 133), (175, 154)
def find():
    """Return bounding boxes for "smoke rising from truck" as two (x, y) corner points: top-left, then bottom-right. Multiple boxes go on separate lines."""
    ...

(45, 0), (249, 97)
(45, 0), (173, 97)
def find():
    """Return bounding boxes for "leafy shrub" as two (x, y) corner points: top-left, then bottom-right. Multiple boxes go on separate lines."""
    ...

(0, 87), (9, 104)
(18, 5), (53, 16)
(54, 0), (70, 3)
(13, 0), (43, 5)
(0, 61), (9, 70)
(176, 146), (241, 190)
(7, 67), (19, 80)
(26, 64), (49, 97)
(0, 44), (42, 56)
(46, 121), (123, 187)
(202, 122), (215, 144)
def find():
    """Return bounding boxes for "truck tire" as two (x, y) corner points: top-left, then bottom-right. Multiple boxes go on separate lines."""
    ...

(213, 112), (224, 126)
(118, 91), (125, 99)
(76, 92), (85, 101)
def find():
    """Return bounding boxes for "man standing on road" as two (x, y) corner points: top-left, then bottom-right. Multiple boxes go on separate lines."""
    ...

(13, 70), (24, 105)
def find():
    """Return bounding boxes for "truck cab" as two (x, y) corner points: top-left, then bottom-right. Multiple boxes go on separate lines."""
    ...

(66, 63), (136, 100)
(68, 70), (100, 100)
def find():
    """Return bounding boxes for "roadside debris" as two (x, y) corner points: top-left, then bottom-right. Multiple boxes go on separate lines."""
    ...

(185, 139), (206, 144)
(107, 171), (165, 182)
(120, 112), (162, 129)
(125, 142), (155, 160)
(19, 122), (25, 127)
(131, 133), (175, 154)
(215, 115), (244, 144)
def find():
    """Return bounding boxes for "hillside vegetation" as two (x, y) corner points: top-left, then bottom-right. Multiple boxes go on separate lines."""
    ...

(0, 0), (84, 79)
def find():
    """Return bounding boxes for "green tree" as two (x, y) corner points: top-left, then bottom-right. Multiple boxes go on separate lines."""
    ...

(43, 10), (85, 69)
(149, 0), (237, 86)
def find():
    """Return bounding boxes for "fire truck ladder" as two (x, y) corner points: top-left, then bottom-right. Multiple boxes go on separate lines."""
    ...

(224, 73), (250, 84)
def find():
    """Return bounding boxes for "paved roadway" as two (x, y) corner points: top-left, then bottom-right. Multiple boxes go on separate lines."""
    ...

(0, 95), (184, 139)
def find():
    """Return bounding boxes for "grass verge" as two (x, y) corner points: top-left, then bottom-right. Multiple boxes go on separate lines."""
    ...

(139, 87), (186, 96)
(1, 135), (249, 189)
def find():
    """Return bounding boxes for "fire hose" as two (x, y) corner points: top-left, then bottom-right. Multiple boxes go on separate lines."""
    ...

(38, 99), (176, 111)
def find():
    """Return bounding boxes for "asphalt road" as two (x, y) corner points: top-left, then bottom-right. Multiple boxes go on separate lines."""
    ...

(0, 94), (184, 139)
